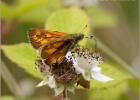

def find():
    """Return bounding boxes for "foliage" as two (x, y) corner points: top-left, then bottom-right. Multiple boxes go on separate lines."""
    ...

(2, 43), (42, 79)
(0, 0), (62, 22)
(1, 7), (133, 99)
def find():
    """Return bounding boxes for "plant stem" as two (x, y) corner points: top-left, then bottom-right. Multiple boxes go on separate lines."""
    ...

(1, 60), (24, 98)
(63, 88), (68, 100)
(96, 38), (139, 78)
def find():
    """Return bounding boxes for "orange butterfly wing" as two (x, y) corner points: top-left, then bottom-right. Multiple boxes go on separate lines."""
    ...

(28, 28), (67, 49)
(39, 37), (74, 65)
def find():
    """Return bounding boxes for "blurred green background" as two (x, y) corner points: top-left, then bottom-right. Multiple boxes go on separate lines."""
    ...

(1, 0), (139, 100)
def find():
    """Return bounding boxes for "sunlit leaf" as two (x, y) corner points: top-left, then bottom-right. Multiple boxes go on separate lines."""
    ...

(129, 79), (139, 94)
(46, 7), (90, 46)
(19, 0), (62, 22)
(78, 62), (130, 100)
(2, 43), (42, 79)
(1, 0), (62, 22)
(89, 81), (128, 100)
(90, 62), (130, 88)
(46, 7), (90, 35)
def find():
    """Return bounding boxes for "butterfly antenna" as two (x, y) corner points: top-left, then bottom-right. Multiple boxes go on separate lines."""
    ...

(78, 24), (97, 52)
(84, 35), (97, 52)
(78, 25), (88, 33)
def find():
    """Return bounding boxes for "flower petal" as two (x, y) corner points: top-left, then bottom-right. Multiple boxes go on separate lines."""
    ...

(92, 66), (101, 73)
(91, 73), (113, 82)
(36, 76), (48, 87)
(91, 66), (113, 82)
(48, 75), (56, 88)
(66, 52), (93, 80)
(54, 84), (64, 96)
(66, 52), (84, 74)
(76, 56), (91, 70)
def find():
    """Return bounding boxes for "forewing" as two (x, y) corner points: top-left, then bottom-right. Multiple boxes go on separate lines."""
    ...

(39, 38), (74, 65)
(28, 28), (67, 49)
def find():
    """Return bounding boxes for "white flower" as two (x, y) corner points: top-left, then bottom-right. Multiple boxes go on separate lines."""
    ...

(91, 66), (113, 82)
(66, 51), (113, 82)
(48, 75), (56, 88)
(36, 76), (48, 87)
(36, 47), (113, 96)
(36, 75), (64, 96)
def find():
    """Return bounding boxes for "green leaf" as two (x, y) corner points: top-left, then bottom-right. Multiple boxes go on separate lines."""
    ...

(88, 62), (130, 100)
(19, 0), (62, 22)
(2, 43), (42, 79)
(46, 7), (90, 35)
(129, 79), (139, 94)
(91, 62), (130, 88)
(13, 0), (49, 17)
(89, 81), (128, 100)
(0, 2), (13, 19)
(46, 7), (90, 46)
(1, 0), (62, 22)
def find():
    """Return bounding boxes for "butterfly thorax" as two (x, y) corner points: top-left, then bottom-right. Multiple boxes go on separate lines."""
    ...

(73, 33), (84, 41)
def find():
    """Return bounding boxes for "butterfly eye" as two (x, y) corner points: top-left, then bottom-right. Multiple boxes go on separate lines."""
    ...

(84, 35), (97, 52)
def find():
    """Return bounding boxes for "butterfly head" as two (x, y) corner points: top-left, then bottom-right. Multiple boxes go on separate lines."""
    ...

(73, 33), (84, 42)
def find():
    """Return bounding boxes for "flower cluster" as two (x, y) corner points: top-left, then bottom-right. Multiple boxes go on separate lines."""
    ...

(36, 46), (113, 96)
(69, 46), (113, 82)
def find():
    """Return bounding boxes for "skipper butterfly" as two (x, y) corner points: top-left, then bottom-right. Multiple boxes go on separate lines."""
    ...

(28, 28), (84, 66)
